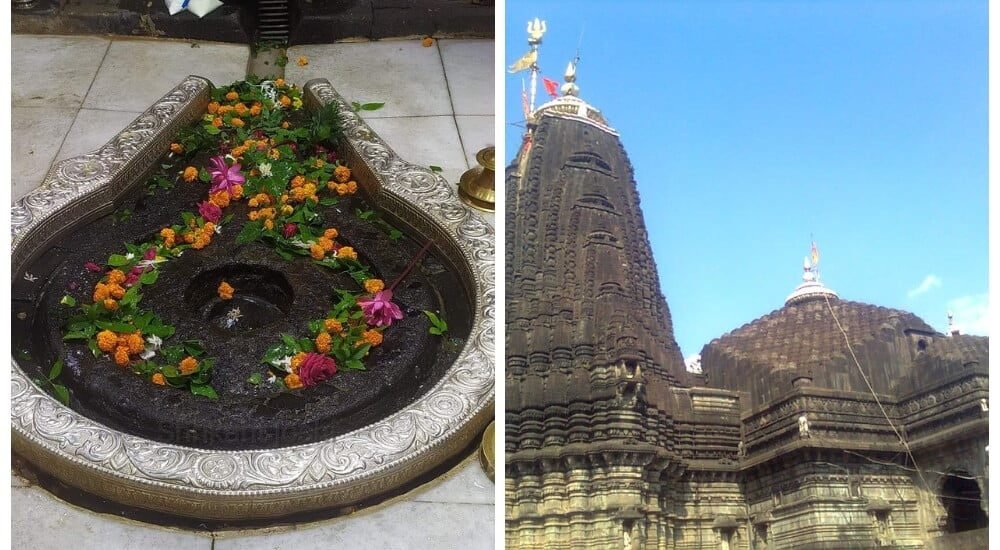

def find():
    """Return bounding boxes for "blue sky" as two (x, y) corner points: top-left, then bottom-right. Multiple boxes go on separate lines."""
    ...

(504, 0), (988, 360)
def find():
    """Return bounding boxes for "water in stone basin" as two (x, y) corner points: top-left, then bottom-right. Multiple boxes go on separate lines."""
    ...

(11, 81), (472, 451)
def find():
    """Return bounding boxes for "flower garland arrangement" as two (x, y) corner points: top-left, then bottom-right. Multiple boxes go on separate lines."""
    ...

(59, 77), (427, 400)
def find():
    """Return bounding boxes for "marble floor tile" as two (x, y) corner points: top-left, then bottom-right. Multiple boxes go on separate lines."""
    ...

(83, 39), (249, 112)
(286, 41), (452, 118)
(12, 106), (77, 200)
(13, 35), (109, 109)
(439, 40), (494, 116)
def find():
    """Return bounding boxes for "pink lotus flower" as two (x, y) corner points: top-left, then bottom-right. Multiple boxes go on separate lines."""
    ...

(357, 290), (404, 327)
(84, 262), (102, 272)
(198, 200), (222, 223)
(283, 223), (297, 238)
(207, 155), (245, 194)
(298, 353), (337, 387)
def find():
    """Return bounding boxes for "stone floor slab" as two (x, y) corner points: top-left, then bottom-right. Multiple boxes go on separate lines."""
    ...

(410, 458), (494, 504)
(12, 486), (213, 550)
(365, 115), (470, 187)
(83, 39), (249, 112)
(439, 40), (494, 116)
(13, 35), (109, 109)
(13, 106), (77, 200)
(214, 501), (493, 550)
(455, 115), (495, 169)
(55, 109), (144, 162)
(286, 41), (452, 118)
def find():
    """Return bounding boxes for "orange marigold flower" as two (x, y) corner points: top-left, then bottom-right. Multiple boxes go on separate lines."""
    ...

(160, 227), (176, 245)
(218, 281), (235, 300)
(107, 269), (126, 284)
(324, 318), (343, 333)
(203, 222), (216, 233)
(318, 237), (335, 252)
(114, 346), (130, 366)
(97, 330), (118, 353)
(281, 121), (290, 129)
(184, 232), (197, 244)
(315, 332), (332, 354)
(279, 194), (289, 204)
(210, 191), (230, 208)
(234, 103), (248, 116)
(334, 165), (351, 183)
(279, 95), (291, 107)
(248, 210), (260, 221)
(364, 279), (385, 294)
(324, 228), (339, 239)
(231, 145), (247, 158)
(284, 373), (304, 390)
(249, 104), (261, 116)
(310, 244), (325, 260)
(179, 356), (199, 375)
(361, 329), (383, 347)
(290, 352), (307, 372)
(275, 78), (285, 87)
(248, 198), (259, 208)
(421, 36), (434, 47)
(225, 90), (239, 101)
(108, 284), (126, 300)
(264, 219), (274, 231)
(191, 237), (209, 250)
(183, 166), (199, 182)
(230, 117), (245, 128)
(326, 180), (337, 191)
(268, 148), (281, 159)
(313, 158), (325, 168)
(345, 181), (358, 194)
(259, 207), (276, 220)
(281, 204), (294, 216)
(218, 105), (233, 115)
(207, 101), (220, 114)
(152, 373), (167, 385)
(212, 117), (223, 128)
(231, 184), (244, 199)
(93, 283), (110, 302)
(126, 332), (145, 354)
(253, 193), (271, 205)
(337, 246), (358, 261)
(170, 143), (184, 154)
(290, 175), (305, 188)
(303, 182), (317, 195)
(297, 56), (309, 66)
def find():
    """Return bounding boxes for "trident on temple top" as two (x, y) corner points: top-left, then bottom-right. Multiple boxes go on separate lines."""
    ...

(509, 18), (547, 116)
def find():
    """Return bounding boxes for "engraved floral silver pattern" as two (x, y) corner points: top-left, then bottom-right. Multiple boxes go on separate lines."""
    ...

(11, 76), (494, 518)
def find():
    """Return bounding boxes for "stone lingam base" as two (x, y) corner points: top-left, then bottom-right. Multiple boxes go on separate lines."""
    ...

(11, 76), (494, 521)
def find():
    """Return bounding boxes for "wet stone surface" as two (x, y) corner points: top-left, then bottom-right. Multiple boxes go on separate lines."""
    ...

(13, 165), (472, 451)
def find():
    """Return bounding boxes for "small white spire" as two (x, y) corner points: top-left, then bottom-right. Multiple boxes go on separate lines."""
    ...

(785, 244), (838, 306)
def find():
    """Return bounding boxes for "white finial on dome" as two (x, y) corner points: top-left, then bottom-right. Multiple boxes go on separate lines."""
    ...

(785, 244), (838, 306)
(560, 59), (580, 97)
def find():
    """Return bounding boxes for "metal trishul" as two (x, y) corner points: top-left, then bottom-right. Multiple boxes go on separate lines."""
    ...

(527, 18), (546, 45)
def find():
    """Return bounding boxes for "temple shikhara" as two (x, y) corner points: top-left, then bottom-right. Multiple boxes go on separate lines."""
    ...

(505, 20), (988, 549)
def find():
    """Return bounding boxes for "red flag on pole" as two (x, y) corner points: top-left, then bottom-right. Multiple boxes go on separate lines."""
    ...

(542, 77), (560, 98)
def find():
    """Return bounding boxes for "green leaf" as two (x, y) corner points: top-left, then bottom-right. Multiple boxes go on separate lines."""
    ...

(429, 165), (442, 173)
(345, 359), (366, 371)
(52, 384), (70, 406)
(388, 229), (403, 241)
(183, 340), (206, 357)
(430, 327), (443, 335)
(350, 344), (371, 361)
(60, 295), (77, 307)
(190, 384), (219, 399)
(48, 359), (63, 380)
(236, 221), (263, 244)
(281, 334), (300, 349)
(360, 102), (385, 111)
(120, 286), (141, 308)
(107, 254), (130, 267)
(319, 197), (339, 206)
(308, 319), (324, 335)
(162, 365), (179, 378)
(63, 331), (92, 341)
(248, 372), (262, 385)
(139, 270), (159, 285)
(204, 124), (221, 135)
(298, 338), (315, 352)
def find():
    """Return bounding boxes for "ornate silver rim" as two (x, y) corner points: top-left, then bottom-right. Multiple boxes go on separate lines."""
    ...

(11, 76), (494, 519)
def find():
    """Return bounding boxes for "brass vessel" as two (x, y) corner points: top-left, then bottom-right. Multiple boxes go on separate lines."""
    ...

(458, 146), (495, 212)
